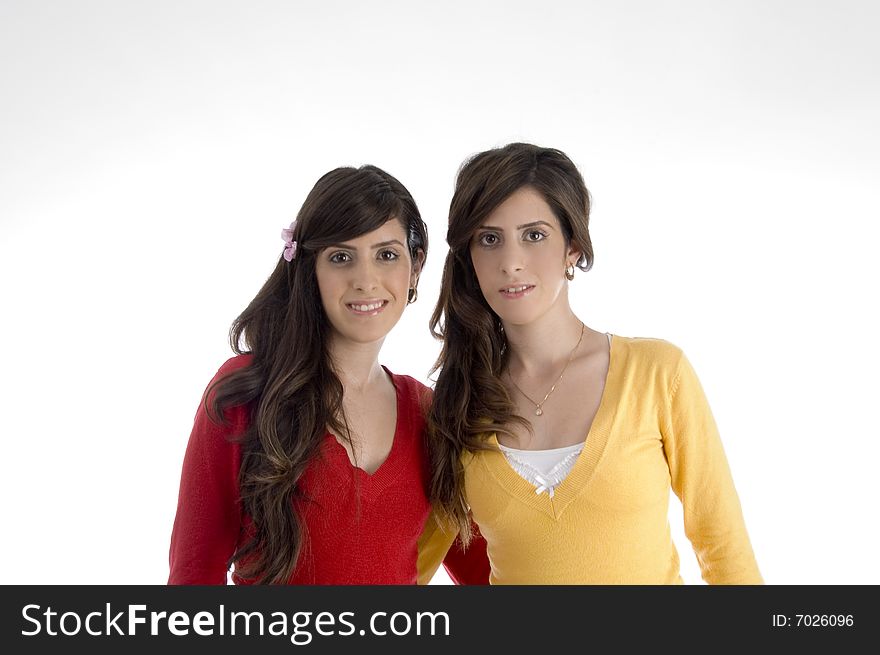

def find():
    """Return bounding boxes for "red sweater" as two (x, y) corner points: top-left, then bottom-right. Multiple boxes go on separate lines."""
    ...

(169, 355), (486, 584)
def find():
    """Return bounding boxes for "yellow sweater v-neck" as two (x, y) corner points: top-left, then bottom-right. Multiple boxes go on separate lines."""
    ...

(423, 336), (763, 585)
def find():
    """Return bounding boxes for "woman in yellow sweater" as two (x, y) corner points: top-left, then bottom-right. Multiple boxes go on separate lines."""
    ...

(423, 142), (762, 584)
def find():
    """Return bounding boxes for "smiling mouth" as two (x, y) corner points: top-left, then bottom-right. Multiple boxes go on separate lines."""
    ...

(346, 300), (389, 315)
(499, 285), (535, 298)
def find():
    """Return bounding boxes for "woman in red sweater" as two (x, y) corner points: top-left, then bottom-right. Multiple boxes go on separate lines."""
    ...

(168, 165), (487, 584)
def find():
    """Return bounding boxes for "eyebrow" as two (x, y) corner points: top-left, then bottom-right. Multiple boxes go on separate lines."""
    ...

(326, 239), (405, 250)
(477, 220), (555, 231)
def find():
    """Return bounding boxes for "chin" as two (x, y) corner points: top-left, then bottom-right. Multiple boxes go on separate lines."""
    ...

(501, 316), (540, 328)
(487, 305), (535, 327)
(491, 314), (534, 328)
(339, 318), (398, 343)
(334, 329), (389, 346)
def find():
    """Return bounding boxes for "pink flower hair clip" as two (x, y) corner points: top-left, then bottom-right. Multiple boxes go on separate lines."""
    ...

(281, 221), (298, 262)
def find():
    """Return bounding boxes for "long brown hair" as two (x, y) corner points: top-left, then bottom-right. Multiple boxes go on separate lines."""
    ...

(428, 143), (592, 542)
(207, 165), (428, 583)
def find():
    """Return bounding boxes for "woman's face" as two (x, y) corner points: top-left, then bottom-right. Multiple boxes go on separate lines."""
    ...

(469, 186), (578, 327)
(315, 218), (421, 347)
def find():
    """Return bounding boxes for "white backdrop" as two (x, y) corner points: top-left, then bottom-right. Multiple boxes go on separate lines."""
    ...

(1, 0), (878, 585)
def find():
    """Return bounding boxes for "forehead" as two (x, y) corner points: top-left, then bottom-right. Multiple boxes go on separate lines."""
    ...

(484, 187), (557, 227)
(338, 217), (407, 246)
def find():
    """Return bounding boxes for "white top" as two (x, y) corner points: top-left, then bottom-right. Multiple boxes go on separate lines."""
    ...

(498, 442), (584, 498)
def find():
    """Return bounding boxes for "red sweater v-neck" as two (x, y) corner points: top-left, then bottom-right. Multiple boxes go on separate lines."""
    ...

(168, 355), (437, 584)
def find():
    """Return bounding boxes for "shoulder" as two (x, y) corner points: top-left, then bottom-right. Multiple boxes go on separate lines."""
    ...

(612, 335), (713, 406)
(613, 334), (684, 367)
(202, 353), (254, 398)
(385, 368), (433, 416)
(204, 353), (255, 391)
(384, 368), (431, 396)
(610, 335), (691, 393)
(200, 354), (254, 429)
(214, 353), (254, 378)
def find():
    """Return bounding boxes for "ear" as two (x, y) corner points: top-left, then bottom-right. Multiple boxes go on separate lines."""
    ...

(566, 244), (582, 268)
(410, 248), (425, 287)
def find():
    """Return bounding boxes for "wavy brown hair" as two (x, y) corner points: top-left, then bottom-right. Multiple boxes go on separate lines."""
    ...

(428, 143), (593, 542)
(206, 165), (428, 583)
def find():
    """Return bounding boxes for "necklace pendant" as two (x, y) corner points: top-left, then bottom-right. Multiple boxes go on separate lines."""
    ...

(535, 407), (543, 416)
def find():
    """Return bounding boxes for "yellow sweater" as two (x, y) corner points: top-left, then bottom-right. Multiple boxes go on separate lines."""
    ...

(423, 336), (763, 585)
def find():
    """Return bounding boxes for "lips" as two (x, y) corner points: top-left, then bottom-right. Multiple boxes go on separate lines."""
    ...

(499, 284), (535, 299)
(346, 299), (389, 315)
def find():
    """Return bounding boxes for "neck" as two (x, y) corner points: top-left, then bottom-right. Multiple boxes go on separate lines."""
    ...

(327, 334), (387, 393)
(503, 302), (584, 378)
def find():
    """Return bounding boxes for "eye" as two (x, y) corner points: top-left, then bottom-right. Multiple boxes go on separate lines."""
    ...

(328, 251), (352, 264)
(524, 230), (547, 243)
(377, 249), (400, 262)
(477, 232), (500, 247)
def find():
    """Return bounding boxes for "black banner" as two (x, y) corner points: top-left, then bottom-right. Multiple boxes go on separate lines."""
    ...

(1, 585), (870, 652)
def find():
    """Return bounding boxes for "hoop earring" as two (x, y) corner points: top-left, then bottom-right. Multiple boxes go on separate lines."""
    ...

(407, 287), (418, 304)
(564, 264), (575, 281)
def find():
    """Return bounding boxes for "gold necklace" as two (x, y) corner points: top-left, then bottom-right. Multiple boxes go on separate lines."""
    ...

(507, 322), (585, 416)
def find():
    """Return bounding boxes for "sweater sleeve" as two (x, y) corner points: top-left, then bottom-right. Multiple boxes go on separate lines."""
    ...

(662, 350), (763, 584)
(168, 363), (246, 584)
(416, 511), (491, 585)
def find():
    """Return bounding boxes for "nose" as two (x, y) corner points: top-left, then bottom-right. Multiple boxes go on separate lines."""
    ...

(499, 243), (525, 275)
(352, 259), (379, 292)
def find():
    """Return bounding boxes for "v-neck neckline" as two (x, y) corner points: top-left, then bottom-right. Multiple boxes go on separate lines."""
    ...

(480, 334), (621, 520)
(324, 365), (406, 484)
